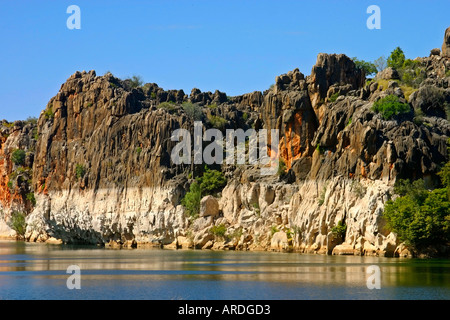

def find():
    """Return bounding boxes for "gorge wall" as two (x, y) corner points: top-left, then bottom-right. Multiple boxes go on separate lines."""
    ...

(1, 29), (450, 257)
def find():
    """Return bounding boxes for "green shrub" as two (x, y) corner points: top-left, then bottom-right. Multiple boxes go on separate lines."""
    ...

(351, 180), (366, 198)
(372, 95), (410, 120)
(11, 149), (26, 166)
(316, 144), (325, 154)
(210, 224), (227, 239)
(329, 92), (340, 103)
(181, 181), (201, 218)
(346, 117), (352, 127)
(26, 193), (36, 206)
(44, 108), (54, 120)
(277, 158), (287, 176)
(331, 220), (347, 238)
(158, 101), (177, 112)
(75, 164), (86, 180)
(182, 102), (202, 121)
(136, 147), (142, 155)
(198, 167), (227, 196)
(271, 225), (279, 236)
(128, 75), (144, 89)
(318, 185), (327, 206)
(7, 180), (13, 190)
(207, 103), (217, 109)
(8, 211), (27, 239)
(26, 116), (38, 125)
(446, 70), (450, 77)
(207, 115), (227, 130)
(150, 92), (157, 99)
(387, 47), (405, 70)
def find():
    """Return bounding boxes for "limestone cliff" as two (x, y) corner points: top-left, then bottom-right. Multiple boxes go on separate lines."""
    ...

(1, 28), (449, 257)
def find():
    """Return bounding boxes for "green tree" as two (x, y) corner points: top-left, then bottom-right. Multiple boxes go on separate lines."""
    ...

(383, 173), (450, 250)
(11, 149), (26, 166)
(181, 167), (227, 218)
(181, 181), (201, 217)
(198, 167), (227, 196)
(352, 57), (377, 76)
(8, 211), (27, 239)
(387, 47), (406, 70)
(128, 75), (144, 89)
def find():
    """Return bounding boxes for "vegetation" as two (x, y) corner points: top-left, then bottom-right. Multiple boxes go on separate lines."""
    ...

(277, 158), (287, 177)
(44, 108), (54, 120)
(318, 185), (327, 206)
(207, 103), (217, 109)
(182, 181), (202, 218)
(331, 220), (347, 239)
(372, 95), (410, 120)
(11, 149), (26, 166)
(26, 192), (36, 206)
(157, 101), (177, 112)
(25, 116), (38, 125)
(352, 57), (377, 76)
(210, 224), (227, 239)
(271, 225), (279, 236)
(127, 75), (144, 89)
(198, 167), (227, 196)
(315, 144), (325, 154)
(328, 92), (340, 103)
(207, 115), (227, 130)
(351, 180), (366, 198)
(373, 56), (387, 72)
(383, 144), (450, 251)
(136, 147), (142, 155)
(75, 164), (86, 180)
(387, 47), (406, 70)
(181, 102), (202, 121)
(8, 211), (27, 239)
(181, 167), (227, 217)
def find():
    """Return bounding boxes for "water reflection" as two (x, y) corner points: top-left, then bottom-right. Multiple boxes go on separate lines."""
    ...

(0, 240), (449, 300)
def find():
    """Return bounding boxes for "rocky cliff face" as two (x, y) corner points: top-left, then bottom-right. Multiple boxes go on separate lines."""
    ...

(1, 29), (449, 257)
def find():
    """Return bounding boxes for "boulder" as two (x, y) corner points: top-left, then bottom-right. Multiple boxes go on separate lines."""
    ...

(430, 48), (441, 56)
(199, 195), (219, 217)
(375, 67), (400, 80)
(193, 228), (214, 248)
(270, 231), (289, 251)
(45, 237), (63, 245)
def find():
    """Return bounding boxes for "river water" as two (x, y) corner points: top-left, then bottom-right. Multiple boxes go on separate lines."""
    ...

(0, 240), (449, 300)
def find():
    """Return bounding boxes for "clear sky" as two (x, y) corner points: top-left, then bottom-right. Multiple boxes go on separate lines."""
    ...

(0, 0), (449, 121)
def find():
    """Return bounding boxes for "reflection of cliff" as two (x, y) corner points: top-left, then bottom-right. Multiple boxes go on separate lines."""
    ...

(0, 29), (449, 257)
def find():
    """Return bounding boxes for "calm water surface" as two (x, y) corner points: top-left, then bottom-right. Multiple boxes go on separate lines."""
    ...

(0, 240), (449, 300)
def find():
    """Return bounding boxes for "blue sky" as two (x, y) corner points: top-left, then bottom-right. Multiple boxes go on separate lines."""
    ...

(0, 0), (449, 121)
